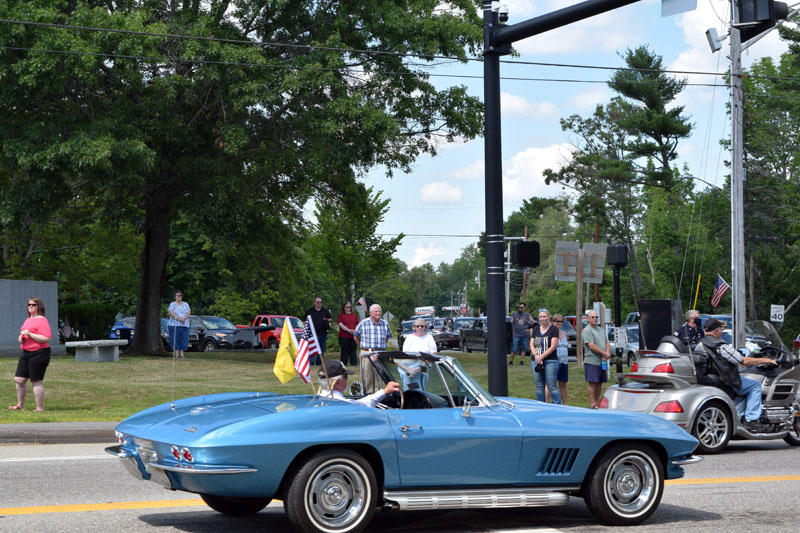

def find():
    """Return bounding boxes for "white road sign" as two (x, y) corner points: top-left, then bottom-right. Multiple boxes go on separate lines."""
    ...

(770, 305), (784, 323)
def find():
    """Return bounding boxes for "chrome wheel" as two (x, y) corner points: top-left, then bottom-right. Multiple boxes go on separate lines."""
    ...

(692, 402), (731, 454)
(583, 444), (663, 526)
(285, 449), (377, 533)
(603, 453), (656, 515)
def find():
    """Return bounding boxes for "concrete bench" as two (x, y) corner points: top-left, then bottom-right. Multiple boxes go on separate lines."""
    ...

(65, 340), (128, 362)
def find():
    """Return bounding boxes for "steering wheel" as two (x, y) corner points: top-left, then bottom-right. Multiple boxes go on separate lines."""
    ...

(402, 390), (433, 409)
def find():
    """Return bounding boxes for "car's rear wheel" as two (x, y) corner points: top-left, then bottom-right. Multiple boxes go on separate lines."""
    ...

(203, 340), (216, 352)
(200, 494), (270, 516)
(582, 443), (663, 526)
(284, 448), (377, 533)
(267, 339), (278, 349)
(691, 401), (731, 454)
(626, 350), (636, 366)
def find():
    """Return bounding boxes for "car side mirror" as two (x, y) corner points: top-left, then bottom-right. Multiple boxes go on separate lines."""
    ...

(462, 400), (471, 418)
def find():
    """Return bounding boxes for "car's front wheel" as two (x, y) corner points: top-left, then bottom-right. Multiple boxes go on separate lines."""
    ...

(582, 443), (664, 526)
(200, 494), (270, 516)
(203, 340), (216, 352)
(284, 448), (377, 533)
(267, 339), (278, 349)
(692, 401), (731, 454)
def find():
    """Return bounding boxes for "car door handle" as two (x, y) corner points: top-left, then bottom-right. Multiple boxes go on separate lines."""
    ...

(400, 425), (423, 432)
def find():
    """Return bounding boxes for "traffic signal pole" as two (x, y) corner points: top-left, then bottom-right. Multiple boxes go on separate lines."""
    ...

(483, 0), (644, 396)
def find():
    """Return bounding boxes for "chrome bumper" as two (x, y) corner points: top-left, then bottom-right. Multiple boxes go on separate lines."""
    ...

(671, 455), (704, 466)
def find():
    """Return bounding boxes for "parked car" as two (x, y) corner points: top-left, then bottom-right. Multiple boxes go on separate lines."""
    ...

(453, 316), (478, 332)
(607, 324), (641, 365)
(430, 317), (459, 350)
(459, 316), (512, 353)
(110, 316), (196, 351)
(624, 312), (640, 325)
(238, 315), (301, 349)
(107, 352), (701, 531)
(561, 319), (577, 356)
(189, 316), (259, 351)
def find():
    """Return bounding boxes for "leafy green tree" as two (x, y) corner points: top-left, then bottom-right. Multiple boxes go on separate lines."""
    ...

(0, 1), (484, 353)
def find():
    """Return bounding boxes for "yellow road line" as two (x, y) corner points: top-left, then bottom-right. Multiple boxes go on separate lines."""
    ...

(0, 499), (207, 515)
(666, 475), (800, 485)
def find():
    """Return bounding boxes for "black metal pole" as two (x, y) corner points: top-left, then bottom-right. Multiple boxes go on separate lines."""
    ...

(613, 266), (621, 328)
(484, 1), (507, 396)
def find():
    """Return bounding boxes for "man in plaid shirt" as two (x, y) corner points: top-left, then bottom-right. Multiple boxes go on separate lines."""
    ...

(354, 304), (393, 394)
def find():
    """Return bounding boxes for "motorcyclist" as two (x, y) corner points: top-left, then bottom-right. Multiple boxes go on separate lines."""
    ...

(674, 310), (704, 347)
(699, 318), (777, 432)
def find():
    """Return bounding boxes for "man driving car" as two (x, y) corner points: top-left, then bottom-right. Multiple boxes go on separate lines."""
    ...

(318, 359), (400, 407)
(699, 318), (777, 433)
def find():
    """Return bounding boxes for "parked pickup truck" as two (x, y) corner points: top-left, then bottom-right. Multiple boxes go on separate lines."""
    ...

(237, 315), (303, 349)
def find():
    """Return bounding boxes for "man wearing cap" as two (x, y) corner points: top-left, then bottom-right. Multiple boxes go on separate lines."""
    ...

(318, 359), (400, 407)
(674, 310), (705, 347)
(699, 317), (777, 433)
(354, 304), (393, 394)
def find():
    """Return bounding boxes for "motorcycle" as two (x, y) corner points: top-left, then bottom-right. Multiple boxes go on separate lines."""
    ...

(601, 320), (800, 454)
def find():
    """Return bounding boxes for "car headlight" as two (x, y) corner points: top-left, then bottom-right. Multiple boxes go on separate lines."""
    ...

(213, 332), (227, 338)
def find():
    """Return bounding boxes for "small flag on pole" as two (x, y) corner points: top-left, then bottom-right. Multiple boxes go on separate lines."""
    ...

(357, 295), (367, 308)
(710, 274), (731, 308)
(295, 317), (322, 383)
(273, 324), (297, 384)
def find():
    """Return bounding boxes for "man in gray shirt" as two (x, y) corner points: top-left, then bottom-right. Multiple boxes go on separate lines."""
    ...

(509, 303), (533, 365)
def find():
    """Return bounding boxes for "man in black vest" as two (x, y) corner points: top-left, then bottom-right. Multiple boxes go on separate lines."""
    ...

(700, 318), (777, 433)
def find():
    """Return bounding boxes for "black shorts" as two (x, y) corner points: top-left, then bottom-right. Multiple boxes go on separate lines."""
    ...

(15, 347), (51, 382)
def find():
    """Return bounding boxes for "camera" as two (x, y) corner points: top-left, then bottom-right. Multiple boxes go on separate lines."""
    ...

(498, 5), (509, 23)
(534, 362), (543, 373)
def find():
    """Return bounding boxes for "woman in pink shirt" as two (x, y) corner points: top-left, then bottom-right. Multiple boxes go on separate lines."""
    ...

(9, 297), (52, 411)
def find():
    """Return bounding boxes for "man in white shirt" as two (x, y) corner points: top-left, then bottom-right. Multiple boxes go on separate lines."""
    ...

(318, 359), (400, 407)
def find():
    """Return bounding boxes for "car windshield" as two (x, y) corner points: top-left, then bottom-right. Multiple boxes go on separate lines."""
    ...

(288, 317), (303, 329)
(560, 320), (575, 334)
(200, 317), (236, 330)
(454, 318), (474, 329)
(433, 318), (445, 329)
(123, 317), (136, 327)
(401, 320), (414, 333)
(375, 354), (498, 407)
(746, 320), (787, 350)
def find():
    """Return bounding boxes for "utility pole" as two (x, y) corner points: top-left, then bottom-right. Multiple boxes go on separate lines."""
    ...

(730, 15), (746, 348)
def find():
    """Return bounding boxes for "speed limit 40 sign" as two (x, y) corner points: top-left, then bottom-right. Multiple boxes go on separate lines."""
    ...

(770, 304), (785, 323)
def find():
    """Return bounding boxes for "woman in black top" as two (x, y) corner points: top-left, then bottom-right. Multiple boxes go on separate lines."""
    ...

(530, 309), (561, 404)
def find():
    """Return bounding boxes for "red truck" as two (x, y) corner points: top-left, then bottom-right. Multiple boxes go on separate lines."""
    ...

(237, 315), (304, 349)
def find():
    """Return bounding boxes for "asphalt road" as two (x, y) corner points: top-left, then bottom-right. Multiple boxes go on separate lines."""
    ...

(1, 440), (798, 532)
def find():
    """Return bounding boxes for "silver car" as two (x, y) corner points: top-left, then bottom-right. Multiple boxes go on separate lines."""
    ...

(601, 320), (800, 454)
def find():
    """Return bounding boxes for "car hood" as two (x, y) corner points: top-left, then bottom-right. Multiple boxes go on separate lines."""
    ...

(116, 392), (331, 442)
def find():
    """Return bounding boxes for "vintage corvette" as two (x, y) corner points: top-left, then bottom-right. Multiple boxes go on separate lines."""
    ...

(107, 352), (701, 532)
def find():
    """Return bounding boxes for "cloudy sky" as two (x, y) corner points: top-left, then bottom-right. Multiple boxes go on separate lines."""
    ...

(360, 0), (789, 268)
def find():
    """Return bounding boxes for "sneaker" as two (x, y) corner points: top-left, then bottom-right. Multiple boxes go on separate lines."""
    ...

(508, 360), (514, 366)
(519, 361), (525, 365)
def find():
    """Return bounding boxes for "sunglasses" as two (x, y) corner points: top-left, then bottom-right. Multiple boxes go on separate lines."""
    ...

(553, 319), (563, 323)
(538, 308), (548, 312)
(414, 325), (426, 329)
(28, 303), (38, 307)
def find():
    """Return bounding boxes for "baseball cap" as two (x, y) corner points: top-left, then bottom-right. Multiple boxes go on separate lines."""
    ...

(319, 359), (354, 378)
(704, 318), (727, 331)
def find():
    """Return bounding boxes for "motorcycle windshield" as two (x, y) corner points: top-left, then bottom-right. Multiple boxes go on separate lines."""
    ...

(746, 320), (788, 351)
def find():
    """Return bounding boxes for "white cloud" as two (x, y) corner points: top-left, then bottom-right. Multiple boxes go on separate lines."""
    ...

(442, 159), (484, 180)
(501, 92), (560, 120)
(503, 143), (574, 200)
(567, 86), (611, 111)
(409, 243), (448, 267)
(420, 182), (463, 203)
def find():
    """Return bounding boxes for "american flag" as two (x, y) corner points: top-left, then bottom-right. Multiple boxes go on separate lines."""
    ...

(294, 316), (322, 383)
(357, 295), (367, 308)
(61, 320), (73, 339)
(710, 274), (731, 308)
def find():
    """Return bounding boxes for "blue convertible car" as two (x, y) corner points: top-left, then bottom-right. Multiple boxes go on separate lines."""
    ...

(107, 352), (700, 532)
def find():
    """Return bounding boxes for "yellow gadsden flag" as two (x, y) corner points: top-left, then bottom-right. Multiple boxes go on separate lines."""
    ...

(273, 328), (297, 384)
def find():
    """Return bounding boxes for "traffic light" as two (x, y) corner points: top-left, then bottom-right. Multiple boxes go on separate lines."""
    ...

(511, 240), (540, 268)
(737, 0), (789, 43)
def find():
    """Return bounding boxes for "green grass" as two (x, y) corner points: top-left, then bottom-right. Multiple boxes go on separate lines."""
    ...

(0, 351), (618, 423)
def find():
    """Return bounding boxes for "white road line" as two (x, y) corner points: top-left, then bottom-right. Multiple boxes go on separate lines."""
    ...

(0, 455), (114, 463)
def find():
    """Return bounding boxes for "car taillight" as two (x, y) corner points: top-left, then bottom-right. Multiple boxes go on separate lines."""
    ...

(598, 397), (609, 409)
(116, 431), (125, 445)
(652, 363), (674, 373)
(654, 400), (684, 413)
(631, 362), (638, 371)
(171, 445), (181, 460)
(181, 448), (194, 462)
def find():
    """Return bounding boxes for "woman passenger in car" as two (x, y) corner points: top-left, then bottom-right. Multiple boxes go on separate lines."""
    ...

(397, 318), (437, 391)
